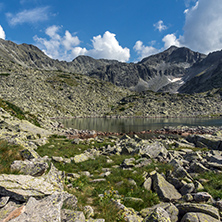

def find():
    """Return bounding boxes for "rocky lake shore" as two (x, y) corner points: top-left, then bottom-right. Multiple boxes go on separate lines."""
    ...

(0, 107), (222, 221)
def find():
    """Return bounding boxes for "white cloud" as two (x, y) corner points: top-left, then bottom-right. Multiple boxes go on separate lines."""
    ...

(181, 0), (222, 54)
(63, 31), (80, 50)
(6, 7), (50, 26)
(34, 28), (130, 62)
(34, 25), (80, 61)
(87, 31), (130, 62)
(71, 47), (88, 59)
(45, 26), (59, 38)
(133, 40), (159, 60)
(0, 25), (6, 39)
(154, 20), (167, 32)
(133, 34), (181, 60)
(162, 34), (181, 49)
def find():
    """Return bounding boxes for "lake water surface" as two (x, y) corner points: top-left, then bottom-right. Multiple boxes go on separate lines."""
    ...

(59, 117), (222, 133)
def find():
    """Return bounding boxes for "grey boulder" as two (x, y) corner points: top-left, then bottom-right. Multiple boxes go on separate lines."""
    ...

(152, 173), (182, 202)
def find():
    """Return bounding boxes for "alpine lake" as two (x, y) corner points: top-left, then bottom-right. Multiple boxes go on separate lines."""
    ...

(58, 117), (222, 133)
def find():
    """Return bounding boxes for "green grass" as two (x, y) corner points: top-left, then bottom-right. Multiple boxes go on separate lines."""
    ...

(54, 155), (113, 174)
(0, 98), (41, 127)
(37, 136), (115, 160)
(195, 172), (222, 199)
(0, 140), (23, 174)
(54, 152), (162, 220)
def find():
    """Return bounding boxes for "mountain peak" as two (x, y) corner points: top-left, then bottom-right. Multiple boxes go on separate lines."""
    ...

(139, 46), (206, 66)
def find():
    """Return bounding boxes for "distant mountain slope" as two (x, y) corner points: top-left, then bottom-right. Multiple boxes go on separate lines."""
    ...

(1, 38), (222, 94)
(0, 39), (118, 73)
(178, 50), (222, 93)
(88, 46), (206, 92)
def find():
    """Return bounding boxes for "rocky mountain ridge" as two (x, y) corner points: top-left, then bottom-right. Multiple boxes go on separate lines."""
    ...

(1, 38), (222, 94)
(179, 50), (222, 93)
(0, 39), (119, 74)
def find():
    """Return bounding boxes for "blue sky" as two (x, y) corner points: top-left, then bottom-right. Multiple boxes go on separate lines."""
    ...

(0, 0), (222, 62)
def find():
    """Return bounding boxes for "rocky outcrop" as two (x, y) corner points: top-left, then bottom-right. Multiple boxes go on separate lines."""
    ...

(10, 194), (63, 222)
(176, 203), (220, 220)
(0, 163), (79, 222)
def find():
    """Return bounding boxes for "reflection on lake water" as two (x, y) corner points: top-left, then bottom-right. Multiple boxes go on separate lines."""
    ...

(58, 117), (222, 133)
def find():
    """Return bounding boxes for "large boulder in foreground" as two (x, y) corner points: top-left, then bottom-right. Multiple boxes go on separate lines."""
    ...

(0, 174), (61, 201)
(152, 173), (182, 202)
(141, 203), (179, 222)
(0, 164), (63, 201)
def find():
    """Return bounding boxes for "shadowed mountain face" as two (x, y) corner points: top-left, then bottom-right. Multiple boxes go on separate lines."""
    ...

(178, 50), (222, 93)
(88, 46), (206, 92)
(0, 38), (222, 94)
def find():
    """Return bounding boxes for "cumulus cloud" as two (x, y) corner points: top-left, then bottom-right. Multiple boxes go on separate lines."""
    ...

(6, 7), (50, 26)
(87, 31), (130, 62)
(63, 31), (81, 50)
(154, 20), (167, 32)
(34, 25), (82, 61)
(181, 0), (222, 54)
(0, 25), (6, 39)
(71, 47), (88, 59)
(34, 28), (130, 62)
(162, 34), (181, 49)
(133, 40), (159, 60)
